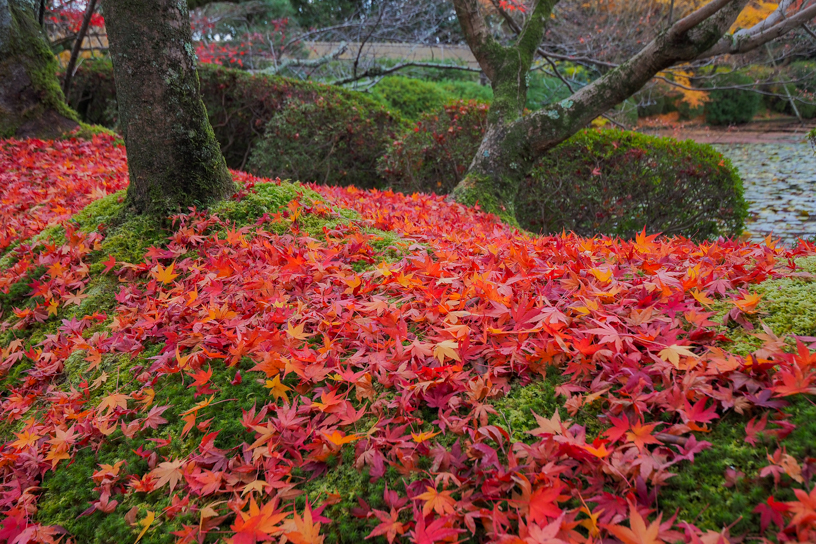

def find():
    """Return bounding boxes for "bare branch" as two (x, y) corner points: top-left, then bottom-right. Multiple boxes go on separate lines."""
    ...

(670, 0), (734, 35)
(332, 61), (481, 86)
(62, 0), (98, 96)
(258, 42), (349, 75)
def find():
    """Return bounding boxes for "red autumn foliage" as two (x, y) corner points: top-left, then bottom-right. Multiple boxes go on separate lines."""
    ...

(0, 135), (128, 251)
(0, 136), (815, 543)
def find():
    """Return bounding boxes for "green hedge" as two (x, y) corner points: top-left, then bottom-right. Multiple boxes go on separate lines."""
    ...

(248, 94), (405, 189)
(369, 75), (493, 120)
(438, 80), (493, 102)
(369, 76), (452, 121)
(65, 61), (403, 170)
(378, 100), (489, 194)
(705, 71), (762, 125)
(516, 129), (747, 240)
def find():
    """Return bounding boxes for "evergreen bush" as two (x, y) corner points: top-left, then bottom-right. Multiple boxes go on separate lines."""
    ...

(378, 100), (489, 194)
(369, 76), (452, 121)
(248, 94), (405, 189)
(438, 79), (493, 102)
(516, 129), (747, 240)
(65, 61), (401, 169)
(705, 71), (762, 125)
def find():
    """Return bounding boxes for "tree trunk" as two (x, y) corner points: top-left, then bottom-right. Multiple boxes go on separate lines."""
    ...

(0, 0), (79, 139)
(104, 0), (235, 215)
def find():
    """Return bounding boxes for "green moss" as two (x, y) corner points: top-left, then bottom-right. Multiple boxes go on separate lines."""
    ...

(213, 181), (329, 232)
(10, 178), (414, 541)
(451, 173), (519, 225)
(489, 370), (605, 443)
(716, 257), (816, 356)
(659, 257), (816, 533)
(70, 122), (122, 143)
(296, 460), (417, 544)
(659, 394), (816, 534)
(37, 357), (270, 543)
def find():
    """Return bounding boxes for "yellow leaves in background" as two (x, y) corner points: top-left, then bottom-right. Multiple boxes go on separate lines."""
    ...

(733, 1), (779, 31)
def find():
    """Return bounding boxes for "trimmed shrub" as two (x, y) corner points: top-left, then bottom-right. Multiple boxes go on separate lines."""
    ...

(65, 61), (402, 169)
(705, 72), (762, 125)
(380, 106), (744, 240)
(515, 129), (747, 240)
(378, 100), (489, 194)
(438, 79), (493, 102)
(369, 76), (452, 121)
(247, 94), (405, 188)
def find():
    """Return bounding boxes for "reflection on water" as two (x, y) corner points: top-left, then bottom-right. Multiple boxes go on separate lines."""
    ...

(713, 142), (816, 242)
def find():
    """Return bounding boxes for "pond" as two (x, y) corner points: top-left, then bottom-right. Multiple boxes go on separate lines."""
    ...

(713, 141), (816, 243)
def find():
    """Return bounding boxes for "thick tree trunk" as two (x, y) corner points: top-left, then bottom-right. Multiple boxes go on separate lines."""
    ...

(0, 0), (79, 139)
(104, 0), (235, 215)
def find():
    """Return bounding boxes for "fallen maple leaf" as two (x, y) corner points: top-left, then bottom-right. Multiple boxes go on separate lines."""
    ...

(603, 503), (665, 544)
(415, 486), (457, 517)
(135, 511), (155, 543)
(153, 262), (179, 284)
(658, 345), (698, 367)
(150, 459), (185, 493)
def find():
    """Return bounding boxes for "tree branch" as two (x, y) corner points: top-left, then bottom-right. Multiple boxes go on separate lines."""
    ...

(62, 0), (98, 97)
(670, 0), (734, 35)
(517, 0), (560, 58)
(700, 3), (816, 58)
(512, 0), (751, 154)
(259, 42), (349, 75)
(332, 61), (481, 86)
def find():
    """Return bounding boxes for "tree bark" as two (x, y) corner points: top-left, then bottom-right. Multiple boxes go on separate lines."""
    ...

(0, 0), (79, 139)
(104, 0), (235, 215)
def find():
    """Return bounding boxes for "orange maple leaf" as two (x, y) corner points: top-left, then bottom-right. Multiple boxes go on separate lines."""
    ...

(153, 262), (179, 284)
(415, 486), (457, 516)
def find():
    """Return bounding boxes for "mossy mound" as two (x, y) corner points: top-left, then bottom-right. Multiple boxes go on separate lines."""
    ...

(1, 152), (815, 543)
(0, 178), (413, 543)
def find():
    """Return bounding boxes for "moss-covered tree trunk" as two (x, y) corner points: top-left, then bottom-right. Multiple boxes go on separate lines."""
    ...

(448, 0), (810, 223)
(0, 0), (79, 138)
(104, 0), (235, 215)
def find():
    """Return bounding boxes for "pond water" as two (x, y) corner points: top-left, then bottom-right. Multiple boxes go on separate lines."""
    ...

(713, 142), (816, 243)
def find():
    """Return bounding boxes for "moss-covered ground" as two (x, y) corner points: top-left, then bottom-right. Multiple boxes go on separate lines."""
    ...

(0, 179), (412, 542)
(1, 149), (815, 542)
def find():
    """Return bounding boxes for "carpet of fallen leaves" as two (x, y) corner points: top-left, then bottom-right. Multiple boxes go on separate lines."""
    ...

(1, 134), (816, 544)
(0, 137), (129, 252)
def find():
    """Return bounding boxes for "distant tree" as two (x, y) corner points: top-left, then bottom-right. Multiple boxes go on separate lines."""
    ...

(446, 0), (816, 221)
(0, 0), (79, 138)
